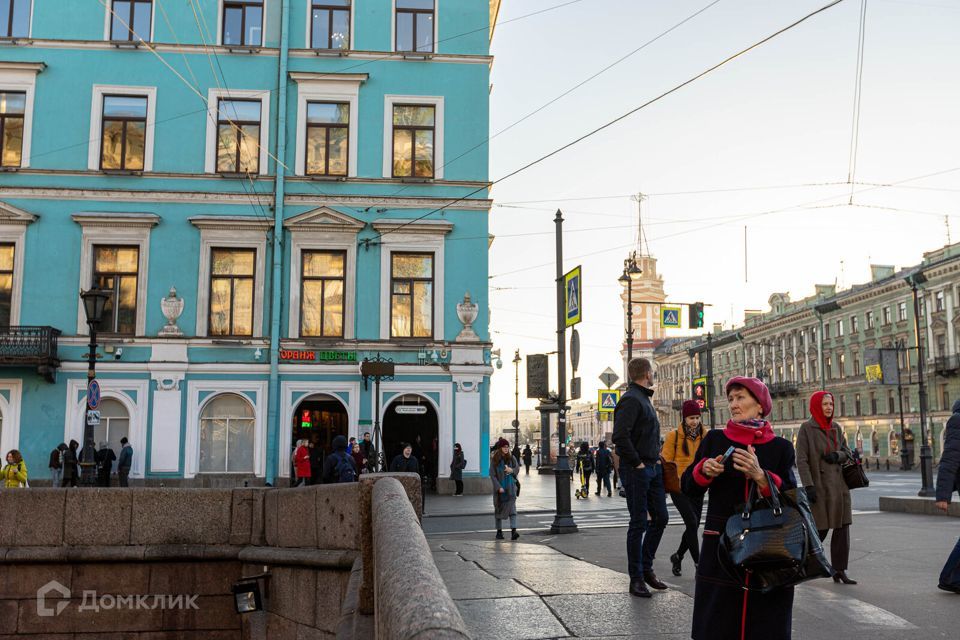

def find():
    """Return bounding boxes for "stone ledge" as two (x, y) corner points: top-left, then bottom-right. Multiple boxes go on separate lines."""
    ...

(0, 545), (359, 567)
(879, 496), (960, 517)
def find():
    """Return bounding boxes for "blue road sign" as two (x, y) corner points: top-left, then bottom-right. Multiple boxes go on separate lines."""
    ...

(87, 379), (101, 410)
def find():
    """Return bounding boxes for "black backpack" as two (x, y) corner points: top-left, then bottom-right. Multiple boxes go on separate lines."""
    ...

(335, 452), (357, 483)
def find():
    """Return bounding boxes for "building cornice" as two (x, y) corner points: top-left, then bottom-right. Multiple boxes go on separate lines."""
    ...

(189, 215), (272, 231)
(0, 60), (45, 73)
(289, 71), (368, 83)
(371, 219), (454, 235)
(71, 212), (159, 228)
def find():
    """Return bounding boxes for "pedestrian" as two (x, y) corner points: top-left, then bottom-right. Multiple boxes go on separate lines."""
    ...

(2, 450), (28, 488)
(389, 442), (419, 473)
(323, 435), (358, 483)
(308, 436), (324, 486)
(117, 437), (133, 487)
(575, 442), (594, 498)
(512, 443), (521, 468)
(796, 390), (857, 585)
(450, 443), (466, 495)
(359, 431), (376, 473)
(351, 438), (366, 475)
(682, 377), (799, 640)
(610, 444), (621, 493)
(612, 357), (670, 597)
(294, 439), (312, 487)
(490, 437), (520, 540)
(95, 441), (116, 488)
(662, 400), (705, 577)
(61, 440), (80, 487)
(49, 443), (66, 488)
(521, 444), (532, 475)
(347, 436), (357, 454)
(594, 441), (613, 496)
(936, 399), (960, 593)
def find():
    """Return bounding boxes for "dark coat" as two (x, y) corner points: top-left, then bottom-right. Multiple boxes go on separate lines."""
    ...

(490, 454), (520, 519)
(323, 449), (358, 484)
(389, 454), (419, 474)
(796, 420), (853, 529)
(62, 446), (79, 480)
(936, 400), (960, 503)
(595, 447), (612, 474)
(681, 427), (799, 640)
(450, 451), (466, 481)
(521, 446), (532, 465)
(612, 383), (661, 468)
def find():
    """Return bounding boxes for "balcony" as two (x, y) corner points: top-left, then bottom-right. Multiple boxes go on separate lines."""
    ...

(0, 326), (62, 382)
(769, 382), (799, 397)
(671, 399), (684, 411)
(934, 355), (960, 376)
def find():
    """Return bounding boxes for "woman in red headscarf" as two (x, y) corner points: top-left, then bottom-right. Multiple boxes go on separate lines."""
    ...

(796, 391), (856, 584)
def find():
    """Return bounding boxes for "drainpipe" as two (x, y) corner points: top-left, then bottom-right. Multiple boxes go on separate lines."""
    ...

(266, 0), (291, 483)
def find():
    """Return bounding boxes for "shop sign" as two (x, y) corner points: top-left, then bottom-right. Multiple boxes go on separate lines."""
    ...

(279, 350), (358, 362)
(395, 405), (427, 415)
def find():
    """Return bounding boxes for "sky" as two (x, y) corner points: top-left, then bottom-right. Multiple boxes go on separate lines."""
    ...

(483, 0), (960, 412)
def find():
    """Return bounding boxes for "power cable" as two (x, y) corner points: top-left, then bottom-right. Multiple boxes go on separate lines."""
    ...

(846, 0), (868, 203)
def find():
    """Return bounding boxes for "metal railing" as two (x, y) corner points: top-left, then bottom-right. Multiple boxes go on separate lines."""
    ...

(934, 354), (960, 375)
(769, 382), (799, 397)
(0, 326), (61, 382)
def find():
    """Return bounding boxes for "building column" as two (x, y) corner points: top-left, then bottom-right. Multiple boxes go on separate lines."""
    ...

(149, 344), (188, 475)
(947, 289), (957, 355)
(926, 294), (935, 363)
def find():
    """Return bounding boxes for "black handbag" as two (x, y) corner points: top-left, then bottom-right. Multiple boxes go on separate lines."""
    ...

(841, 450), (869, 489)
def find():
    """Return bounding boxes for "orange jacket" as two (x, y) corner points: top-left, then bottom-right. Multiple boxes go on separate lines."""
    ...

(661, 426), (704, 477)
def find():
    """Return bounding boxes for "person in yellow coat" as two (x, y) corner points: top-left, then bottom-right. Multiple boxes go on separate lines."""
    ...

(2, 450), (28, 488)
(662, 401), (705, 577)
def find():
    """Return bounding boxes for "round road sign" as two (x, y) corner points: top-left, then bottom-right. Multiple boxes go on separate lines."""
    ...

(87, 379), (101, 410)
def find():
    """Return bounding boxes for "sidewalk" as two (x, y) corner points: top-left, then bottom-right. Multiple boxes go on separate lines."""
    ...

(431, 539), (692, 640)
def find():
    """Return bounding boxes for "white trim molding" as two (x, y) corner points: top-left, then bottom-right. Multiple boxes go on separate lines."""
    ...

(65, 378), (149, 478)
(382, 94), (445, 179)
(192, 217), (269, 337)
(184, 379), (269, 478)
(0, 379), (22, 459)
(0, 201), (37, 327)
(203, 87), (272, 175)
(277, 380), (361, 478)
(284, 207), (363, 338)
(73, 212), (159, 337)
(291, 72), (366, 177)
(87, 84), (158, 172)
(0, 61), (44, 169)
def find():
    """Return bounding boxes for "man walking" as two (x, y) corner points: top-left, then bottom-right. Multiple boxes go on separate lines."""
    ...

(595, 440), (612, 496)
(359, 431), (376, 473)
(117, 437), (133, 487)
(936, 399), (960, 593)
(612, 357), (669, 598)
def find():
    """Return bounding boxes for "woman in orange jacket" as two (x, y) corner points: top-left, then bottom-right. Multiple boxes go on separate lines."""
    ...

(661, 400), (705, 576)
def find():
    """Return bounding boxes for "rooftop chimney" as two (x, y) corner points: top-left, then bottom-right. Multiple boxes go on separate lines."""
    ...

(870, 264), (895, 282)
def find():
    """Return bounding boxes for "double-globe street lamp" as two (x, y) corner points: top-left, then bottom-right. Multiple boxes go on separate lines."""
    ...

(80, 287), (110, 487)
(618, 257), (643, 362)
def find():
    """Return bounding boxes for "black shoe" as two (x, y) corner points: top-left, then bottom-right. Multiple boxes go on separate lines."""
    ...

(832, 571), (858, 585)
(595, 491), (600, 495)
(629, 578), (651, 598)
(495, 530), (504, 540)
(607, 491), (612, 497)
(670, 553), (682, 577)
(938, 583), (960, 593)
(643, 571), (668, 590)
(511, 529), (520, 541)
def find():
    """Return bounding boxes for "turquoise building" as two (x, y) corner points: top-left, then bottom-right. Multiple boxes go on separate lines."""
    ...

(0, 0), (500, 489)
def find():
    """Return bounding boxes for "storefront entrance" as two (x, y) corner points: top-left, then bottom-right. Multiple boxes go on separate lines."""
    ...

(290, 395), (348, 478)
(382, 395), (439, 487)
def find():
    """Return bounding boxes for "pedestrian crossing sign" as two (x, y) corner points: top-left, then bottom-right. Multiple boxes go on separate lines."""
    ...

(598, 389), (620, 418)
(660, 306), (681, 328)
(564, 265), (582, 327)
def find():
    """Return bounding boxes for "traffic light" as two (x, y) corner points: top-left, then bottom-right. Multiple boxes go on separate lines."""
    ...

(689, 302), (705, 329)
(692, 377), (708, 410)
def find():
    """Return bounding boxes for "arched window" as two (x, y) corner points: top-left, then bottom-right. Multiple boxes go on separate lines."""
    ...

(95, 399), (129, 453)
(199, 394), (255, 473)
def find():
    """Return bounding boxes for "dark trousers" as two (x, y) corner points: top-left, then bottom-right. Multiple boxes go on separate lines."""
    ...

(118, 468), (130, 487)
(670, 490), (704, 563)
(61, 475), (77, 488)
(454, 479), (464, 495)
(941, 536), (960, 587)
(818, 525), (851, 572)
(524, 462), (530, 475)
(620, 463), (668, 578)
(595, 470), (612, 494)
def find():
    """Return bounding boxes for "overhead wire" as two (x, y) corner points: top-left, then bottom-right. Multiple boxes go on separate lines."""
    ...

(846, 0), (869, 203)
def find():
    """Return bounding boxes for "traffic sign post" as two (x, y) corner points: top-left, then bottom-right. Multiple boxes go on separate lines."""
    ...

(598, 389), (620, 420)
(87, 379), (101, 410)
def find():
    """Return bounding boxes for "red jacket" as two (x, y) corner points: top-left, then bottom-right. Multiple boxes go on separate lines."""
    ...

(294, 446), (312, 478)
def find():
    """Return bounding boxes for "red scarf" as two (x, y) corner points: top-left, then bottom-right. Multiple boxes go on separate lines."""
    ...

(809, 391), (839, 451)
(723, 419), (776, 445)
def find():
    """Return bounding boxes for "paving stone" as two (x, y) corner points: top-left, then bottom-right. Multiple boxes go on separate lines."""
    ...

(544, 592), (694, 637)
(441, 569), (536, 600)
(454, 596), (570, 640)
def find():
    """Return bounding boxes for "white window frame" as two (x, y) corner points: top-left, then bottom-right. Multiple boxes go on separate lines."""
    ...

(0, 62), (42, 169)
(291, 73), (365, 177)
(391, 0), (438, 53)
(185, 381), (268, 478)
(216, 0), (268, 47)
(103, 0), (156, 42)
(0, 201), (35, 326)
(0, 379), (22, 459)
(374, 219), (451, 340)
(382, 94), (444, 179)
(1, 0), (32, 38)
(87, 84), (157, 172)
(73, 213), (158, 337)
(192, 218), (269, 337)
(204, 88), (271, 175)
(305, 0), (354, 50)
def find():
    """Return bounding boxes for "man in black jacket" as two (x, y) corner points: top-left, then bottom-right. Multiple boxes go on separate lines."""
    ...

(612, 357), (669, 598)
(936, 399), (960, 592)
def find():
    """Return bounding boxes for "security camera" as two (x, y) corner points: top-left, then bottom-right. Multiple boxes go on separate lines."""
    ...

(114, 347), (123, 360)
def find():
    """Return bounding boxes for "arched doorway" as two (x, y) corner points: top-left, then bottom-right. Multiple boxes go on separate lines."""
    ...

(382, 394), (438, 486)
(95, 398), (130, 455)
(290, 394), (348, 477)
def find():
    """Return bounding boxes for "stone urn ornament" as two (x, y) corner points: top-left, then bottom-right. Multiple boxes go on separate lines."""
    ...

(456, 291), (479, 342)
(159, 287), (185, 337)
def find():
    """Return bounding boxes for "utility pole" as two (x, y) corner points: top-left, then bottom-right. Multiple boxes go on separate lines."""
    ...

(706, 332), (716, 429)
(512, 350), (521, 442)
(552, 210), (576, 533)
(894, 340), (909, 472)
(906, 272), (934, 496)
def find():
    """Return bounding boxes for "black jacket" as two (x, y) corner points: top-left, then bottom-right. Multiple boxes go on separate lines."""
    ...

(936, 400), (960, 502)
(595, 447), (612, 473)
(521, 447), (532, 464)
(612, 383), (661, 468)
(389, 454), (419, 474)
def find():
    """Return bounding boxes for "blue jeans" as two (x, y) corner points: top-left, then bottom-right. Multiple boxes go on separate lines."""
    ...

(596, 470), (612, 494)
(941, 536), (960, 587)
(620, 462), (668, 578)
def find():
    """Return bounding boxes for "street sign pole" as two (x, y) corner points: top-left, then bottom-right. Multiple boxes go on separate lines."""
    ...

(552, 210), (576, 533)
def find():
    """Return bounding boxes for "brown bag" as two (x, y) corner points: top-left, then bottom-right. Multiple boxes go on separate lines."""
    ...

(660, 431), (681, 494)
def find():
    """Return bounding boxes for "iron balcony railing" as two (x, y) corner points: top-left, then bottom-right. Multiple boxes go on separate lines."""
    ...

(934, 354), (960, 376)
(769, 382), (799, 397)
(0, 326), (61, 382)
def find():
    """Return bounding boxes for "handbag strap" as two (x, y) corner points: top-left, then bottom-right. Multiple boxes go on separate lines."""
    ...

(741, 471), (782, 519)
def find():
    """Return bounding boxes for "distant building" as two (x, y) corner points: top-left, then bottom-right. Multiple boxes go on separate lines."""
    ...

(620, 252), (667, 378)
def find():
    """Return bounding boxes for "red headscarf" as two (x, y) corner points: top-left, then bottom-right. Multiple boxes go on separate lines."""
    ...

(809, 391), (835, 431)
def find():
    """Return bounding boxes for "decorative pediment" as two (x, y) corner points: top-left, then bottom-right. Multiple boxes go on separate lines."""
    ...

(283, 207), (365, 233)
(0, 201), (37, 225)
(931, 315), (949, 330)
(189, 215), (271, 231)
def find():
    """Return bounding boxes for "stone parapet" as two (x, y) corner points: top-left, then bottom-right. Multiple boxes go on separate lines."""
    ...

(879, 495), (960, 517)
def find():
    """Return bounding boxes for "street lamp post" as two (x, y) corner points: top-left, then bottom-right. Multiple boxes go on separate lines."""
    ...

(905, 271), (935, 496)
(512, 350), (521, 442)
(619, 257), (642, 364)
(80, 287), (110, 488)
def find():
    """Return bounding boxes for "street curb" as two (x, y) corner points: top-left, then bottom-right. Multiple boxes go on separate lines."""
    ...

(879, 495), (960, 517)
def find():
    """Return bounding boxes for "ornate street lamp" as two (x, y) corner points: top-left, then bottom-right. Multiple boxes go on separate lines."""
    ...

(80, 287), (110, 488)
(512, 350), (522, 441)
(904, 269), (934, 496)
(619, 257), (642, 362)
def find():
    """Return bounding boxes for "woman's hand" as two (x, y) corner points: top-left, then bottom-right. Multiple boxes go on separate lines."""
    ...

(702, 455), (725, 478)
(505, 466), (513, 474)
(732, 445), (767, 487)
(499, 487), (505, 494)
(936, 500), (949, 512)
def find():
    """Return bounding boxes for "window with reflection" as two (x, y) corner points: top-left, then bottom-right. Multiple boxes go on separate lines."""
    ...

(311, 0), (349, 49)
(110, 0), (152, 41)
(222, 0), (263, 46)
(199, 393), (255, 473)
(0, 243), (13, 329)
(395, 0), (433, 52)
(390, 252), (433, 338)
(94, 399), (130, 455)
(93, 245), (139, 335)
(392, 104), (434, 178)
(1, 0), (30, 38)
(306, 102), (348, 176)
(100, 95), (147, 171)
(0, 91), (24, 168)
(216, 99), (261, 173)
(209, 248), (255, 337)
(300, 250), (345, 337)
